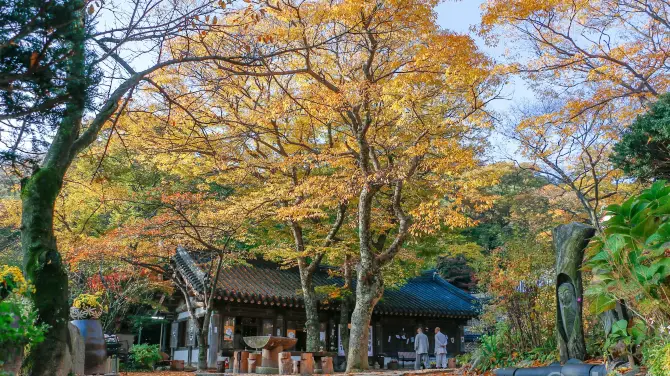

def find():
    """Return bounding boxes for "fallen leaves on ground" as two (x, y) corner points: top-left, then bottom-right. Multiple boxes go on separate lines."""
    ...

(120, 372), (191, 376)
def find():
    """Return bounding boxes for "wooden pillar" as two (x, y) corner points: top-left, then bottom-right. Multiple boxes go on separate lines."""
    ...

(208, 312), (221, 368)
(375, 321), (383, 355)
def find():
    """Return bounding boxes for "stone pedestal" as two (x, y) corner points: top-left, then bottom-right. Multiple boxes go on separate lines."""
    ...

(279, 352), (293, 375)
(292, 360), (300, 375)
(69, 322), (85, 376)
(244, 336), (298, 375)
(300, 353), (314, 375)
(71, 319), (107, 375)
(448, 358), (456, 368)
(320, 356), (334, 374)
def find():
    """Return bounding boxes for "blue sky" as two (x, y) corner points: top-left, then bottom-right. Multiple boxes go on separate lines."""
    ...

(436, 0), (533, 111)
(435, 0), (529, 159)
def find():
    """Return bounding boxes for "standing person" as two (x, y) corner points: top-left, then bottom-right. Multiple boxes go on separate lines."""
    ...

(434, 327), (448, 368)
(414, 327), (429, 370)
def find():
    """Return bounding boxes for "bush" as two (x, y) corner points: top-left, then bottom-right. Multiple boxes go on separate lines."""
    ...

(128, 344), (162, 370)
(468, 323), (558, 372)
(642, 337), (670, 376)
(0, 266), (48, 375)
(585, 181), (670, 357)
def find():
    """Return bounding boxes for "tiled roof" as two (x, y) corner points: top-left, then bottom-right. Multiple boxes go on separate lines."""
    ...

(174, 247), (479, 318)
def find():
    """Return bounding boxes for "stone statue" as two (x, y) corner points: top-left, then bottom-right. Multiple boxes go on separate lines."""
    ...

(553, 222), (595, 363)
(558, 282), (577, 340)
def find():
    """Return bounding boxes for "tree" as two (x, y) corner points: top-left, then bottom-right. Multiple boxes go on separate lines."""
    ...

(216, 0), (503, 370)
(0, 0), (315, 371)
(481, 0), (670, 121)
(502, 100), (636, 232)
(481, 0), (669, 232)
(137, 0), (501, 368)
(66, 168), (250, 370)
(611, 93), (670, 181)
(436, 254), (477, 291)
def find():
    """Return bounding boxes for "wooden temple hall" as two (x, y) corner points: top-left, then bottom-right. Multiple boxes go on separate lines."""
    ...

(169, 248), (480, 368)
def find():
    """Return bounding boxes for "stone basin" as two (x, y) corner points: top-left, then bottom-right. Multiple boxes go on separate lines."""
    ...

(243, 336), (297, 374)
(243, 335), (298, 350)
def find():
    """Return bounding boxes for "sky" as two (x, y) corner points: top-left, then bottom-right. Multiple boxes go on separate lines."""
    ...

(435, 0), (534, 109)
(435, 0), (531, 160)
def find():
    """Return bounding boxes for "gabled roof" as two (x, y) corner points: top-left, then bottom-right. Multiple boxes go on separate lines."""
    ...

(174, 248), (480, 318)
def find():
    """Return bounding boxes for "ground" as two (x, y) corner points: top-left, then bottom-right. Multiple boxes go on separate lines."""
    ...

(120, 370), (457, 376)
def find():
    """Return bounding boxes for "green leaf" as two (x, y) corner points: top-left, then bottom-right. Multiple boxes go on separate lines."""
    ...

(604, 203), (622, 215)
(603, 234), (626, 261)
(589, 294), (616, 314)
(650, 258), (670, 280)
(631, 215), (660, 239)
(604, 225), (631, 236)
(611, 319), (628, 336)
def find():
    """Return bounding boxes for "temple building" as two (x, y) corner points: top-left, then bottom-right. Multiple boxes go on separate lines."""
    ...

(169, 248), (480, 368)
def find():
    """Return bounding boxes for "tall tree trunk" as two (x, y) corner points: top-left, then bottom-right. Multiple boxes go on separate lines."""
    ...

(345, 265), (383, 371)
(339, 256), (354, 357)
(300, 269), (321, 352)
(22, 168), (71, 375)
(346, 177), (411, 372)
(198, 250), (226, 370)
(290, 220), (323, 352)
(23, 11), (87, 374)
(346, 183), (382, 372)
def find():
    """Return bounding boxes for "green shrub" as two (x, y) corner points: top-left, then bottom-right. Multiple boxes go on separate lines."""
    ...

(585, 181), (670, 357)
(642, 337), (670, 376)
(128, 344), (162, 370)
(469, 323), (558, 372)
(0, 266), (48, 361)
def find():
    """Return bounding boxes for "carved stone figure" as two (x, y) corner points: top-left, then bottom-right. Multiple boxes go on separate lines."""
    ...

(553, 222), (595, 363)
(558, 282), (577, 340)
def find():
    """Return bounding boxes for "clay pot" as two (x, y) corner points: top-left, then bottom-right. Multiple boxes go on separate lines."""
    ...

(448, 358), (456, 368)
(70, 319), (107, 375)
(171, 360), (185, 371)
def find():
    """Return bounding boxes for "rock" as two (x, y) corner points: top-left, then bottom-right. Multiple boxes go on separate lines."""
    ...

(554, 222), (594, 362)
(69, 322), (85, 376)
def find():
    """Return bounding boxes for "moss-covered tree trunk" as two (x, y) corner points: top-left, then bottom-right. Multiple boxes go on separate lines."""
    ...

(22, 167), (72, 375)
(197, 315), (209, 370)
(346, 183), (383, 372)
(345, 265), (382, 371)
(20, 8), (134, 373)
(22, 11), (87, 374)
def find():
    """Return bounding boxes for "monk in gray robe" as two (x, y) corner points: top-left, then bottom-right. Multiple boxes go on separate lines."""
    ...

(434, 327), (448, 368)
(414, 327), (429, 370)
